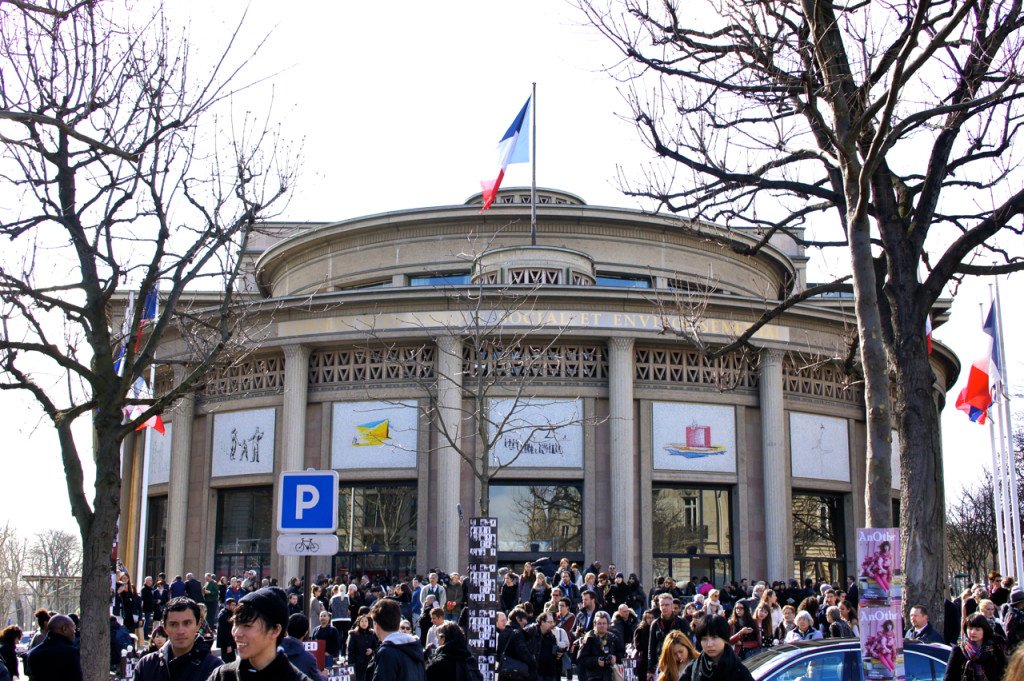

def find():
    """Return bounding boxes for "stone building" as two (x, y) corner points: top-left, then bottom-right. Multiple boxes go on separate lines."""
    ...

(119, 188), (958, 586)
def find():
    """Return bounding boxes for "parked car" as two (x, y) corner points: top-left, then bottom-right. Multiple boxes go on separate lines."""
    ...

(744, 639), (950, 681)
(15, 633), (34, 655)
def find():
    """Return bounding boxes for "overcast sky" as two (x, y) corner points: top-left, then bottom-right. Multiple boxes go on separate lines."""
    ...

(1, 1), (1020, 539)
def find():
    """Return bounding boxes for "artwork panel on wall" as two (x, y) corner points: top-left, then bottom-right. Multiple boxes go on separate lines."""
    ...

(652, 402), (737, 473)
(211, 408), (276, 477)
(331, 400), (418, 469)
(148, 421), (173, 485)
(488, 398), (583, 468)
(789, 412), (850, 482)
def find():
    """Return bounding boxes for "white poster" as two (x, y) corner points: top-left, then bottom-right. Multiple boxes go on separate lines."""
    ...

(148, 421), (172, 485)
(652, 403), (736, 473)
(790, 412), (850, 482)
(488, 398), (583, 468)
(331, 401), (418, 469)
(211, 408), (276, 477)
(890, 429), (901, 490)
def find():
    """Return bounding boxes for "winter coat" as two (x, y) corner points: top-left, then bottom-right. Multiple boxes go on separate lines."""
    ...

(23, 634), (82, 681)
(425, 638), (481, 681)
(279, 637), (320, 680)
(205, 651), (313, 681)
(576, 630), (625, 681)
(134, 638), (222, 681)
(611, 614), (637, 650)
(498, 623), (537, 680)
(330, 593), (350, 620)
(944, 641), (1007, 681)
(647, 617), (692, 673)
(367, 632), (426, 681)
(348, 627), (380, 675)
(501, 582), (520, 612)
(313, 624), (343, 658)
(216, 609), (236, 662)
(680, 646), (755, 681)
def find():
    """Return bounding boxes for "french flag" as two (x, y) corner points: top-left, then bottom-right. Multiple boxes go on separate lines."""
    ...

(126, 375), (166, 435)
(480, 96), (531, 211)
(955, 303), (1001, 424)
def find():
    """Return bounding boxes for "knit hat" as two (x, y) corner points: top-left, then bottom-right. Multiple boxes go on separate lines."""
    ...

(239, 586), (290, 629)
(615, 572), (625, 580)
(1011, 587), (1024, 604)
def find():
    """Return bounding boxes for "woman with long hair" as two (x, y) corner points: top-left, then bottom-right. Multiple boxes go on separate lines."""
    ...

(945, 613), (1007, 681)
(758, 588), (783, 633)
(309, 584), (325, 624)
(728, 602), (761, 659)
(0, 626), (21, 678)
(656, 630), (698, 681)
(519, 562), (536, 605)
(348, 614), (379, 681)
(680, 615), (754, 681)
(530, 572), (552, 615)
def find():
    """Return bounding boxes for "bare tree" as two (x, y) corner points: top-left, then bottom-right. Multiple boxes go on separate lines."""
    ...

(366, 273), (600, 517)
(24, 529), (82, 616)
(0, 523), (26, 627)
(0, 2), (294, 676)
(578, 0), (1024, 625)
(946, 476), (998, 585)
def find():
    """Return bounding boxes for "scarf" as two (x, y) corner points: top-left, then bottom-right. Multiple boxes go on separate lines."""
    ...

(960, 639), (989, 681)
(692, 651), (719, 681)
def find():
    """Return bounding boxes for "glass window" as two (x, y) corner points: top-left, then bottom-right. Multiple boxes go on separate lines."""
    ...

(793, 492), (847, 583)
(215, 487), (272, 579)
(765, 651), (849, 681)
(489, 484), (582, 553)
(595, 274), (650, 288)
(410, 273), (471, 286)
(144, 495), (167, 578)
(652, 487), (733, 584)
(337, 484), (417, 552)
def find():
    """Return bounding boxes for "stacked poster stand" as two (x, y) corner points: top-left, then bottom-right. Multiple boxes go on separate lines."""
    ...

(468, 517), (500, 681)
(857, 527), (905, 681)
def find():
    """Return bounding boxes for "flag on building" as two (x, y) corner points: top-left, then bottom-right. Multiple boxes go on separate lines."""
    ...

(126, 375), (165, 434)
(925, 314), (933, 355)
(134, 285), (159, 351)
(955, 302), (999, 424)
(113, 291), (136, 376)
(480, 96), (531, 211)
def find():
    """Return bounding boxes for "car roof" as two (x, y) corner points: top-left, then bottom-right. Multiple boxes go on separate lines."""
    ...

(744, 639), (951, 674)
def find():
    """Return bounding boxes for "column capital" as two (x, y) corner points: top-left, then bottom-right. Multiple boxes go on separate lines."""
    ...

(607, 336), (635, 352)
(282, 343), (311, 361)
(758, 347), (786, 368)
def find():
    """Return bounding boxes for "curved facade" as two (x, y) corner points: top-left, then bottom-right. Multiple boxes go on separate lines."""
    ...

(128, 188), (959, 588)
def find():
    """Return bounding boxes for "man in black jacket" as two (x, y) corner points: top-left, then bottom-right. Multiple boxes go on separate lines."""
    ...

(184, 573), (204, 603)
(497, 609), (536, 681)
(206, 586), (313, 680)
(217, 599), (238, 662)
(134, 597), (222, 681)
(577, 611), (624, 681)
(141, 576), (156, 639)
(647, 593), (691, 680)
(367, 598), (426, 681)
(24, 615), (81, 681)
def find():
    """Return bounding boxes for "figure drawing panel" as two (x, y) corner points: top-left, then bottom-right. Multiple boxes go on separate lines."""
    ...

(211, 408), (276, 477)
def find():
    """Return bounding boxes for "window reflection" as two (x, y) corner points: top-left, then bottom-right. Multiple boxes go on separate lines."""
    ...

(489, 484), (582, 553)
(337, 484), (417, 552)
(792, 492), (847, 583)
(652, 487), (732, 583)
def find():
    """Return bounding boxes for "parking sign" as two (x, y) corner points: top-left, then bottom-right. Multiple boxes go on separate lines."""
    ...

(277, 470), (340, 533)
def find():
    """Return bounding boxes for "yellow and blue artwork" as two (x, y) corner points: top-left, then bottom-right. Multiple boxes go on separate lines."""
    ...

(352, 419), (391, 446)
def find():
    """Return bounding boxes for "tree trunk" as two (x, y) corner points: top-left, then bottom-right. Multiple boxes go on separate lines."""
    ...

(75, 430), (121, 680)
(480, 482), (490, 518)
(846, 213), (894, 528)
(894, 333), (947, 629)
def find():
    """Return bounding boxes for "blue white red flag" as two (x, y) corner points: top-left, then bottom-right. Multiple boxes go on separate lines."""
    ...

(134, 285), (159, 351)
(113, 291), (136, 376)
(480, 97), (531, 211)
(126, 375), (165, 435)
(955, 303), (1000, 424)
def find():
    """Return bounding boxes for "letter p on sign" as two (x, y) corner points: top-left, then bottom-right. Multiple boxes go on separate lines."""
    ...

(295, 484), (320, 519)
(277, 470), (339, 533)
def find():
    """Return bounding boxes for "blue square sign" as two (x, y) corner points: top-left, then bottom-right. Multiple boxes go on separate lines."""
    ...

(277, 470), (339, 533)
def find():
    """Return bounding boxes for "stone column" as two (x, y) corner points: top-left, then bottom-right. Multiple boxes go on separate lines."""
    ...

(759, 348), (791, 581)
(280, 344), (311, 582)
(608, 337), (636, 575)
(435, 334), (463, 572)
(165, 366), (195, 577)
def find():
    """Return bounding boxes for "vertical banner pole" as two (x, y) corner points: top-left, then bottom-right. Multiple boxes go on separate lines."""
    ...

(137, 285), (160, 581)
(994, 278), (1023, 579)
(530, 82), (537, 246)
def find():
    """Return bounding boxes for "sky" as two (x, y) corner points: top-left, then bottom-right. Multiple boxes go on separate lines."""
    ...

(0, 1), (1021, 538)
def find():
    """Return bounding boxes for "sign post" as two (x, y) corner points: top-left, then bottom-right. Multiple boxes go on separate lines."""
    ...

(276, 469), (341, 614)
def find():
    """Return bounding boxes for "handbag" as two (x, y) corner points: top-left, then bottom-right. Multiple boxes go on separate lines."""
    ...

(497, 653), (530, 681)
(612, 664), (626, 681)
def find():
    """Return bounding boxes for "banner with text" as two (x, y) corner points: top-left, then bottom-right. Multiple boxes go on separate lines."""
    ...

(857, 527), (904, 681)
(468, 517), (499, 681)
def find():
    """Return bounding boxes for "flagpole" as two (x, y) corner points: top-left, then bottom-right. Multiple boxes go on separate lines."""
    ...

(994, 278), (1023, 579)
(532, 81), (540, 246)
(990, 285), (1014, 578)
(982, 295), (1009, 575)
(136, 285), (159, 582)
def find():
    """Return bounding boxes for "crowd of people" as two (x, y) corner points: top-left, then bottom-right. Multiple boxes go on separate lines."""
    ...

(10, 563), (1024, 681)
